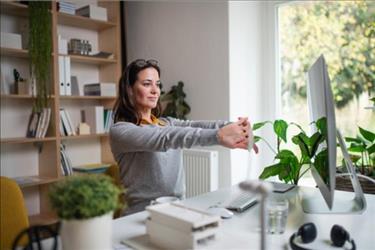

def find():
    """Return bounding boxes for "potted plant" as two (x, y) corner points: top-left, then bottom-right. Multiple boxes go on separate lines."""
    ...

(161, 81), (191, 119)
(337, 126), (375, 193)
(49, 175), (122, 250)
(254, 117), (327, 185)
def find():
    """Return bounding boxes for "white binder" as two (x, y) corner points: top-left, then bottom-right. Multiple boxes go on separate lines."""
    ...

(64, 56), (71, 96)
(58, 56), (65, 95)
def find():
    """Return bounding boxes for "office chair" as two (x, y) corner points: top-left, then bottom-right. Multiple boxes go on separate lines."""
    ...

(104, 164), (127, 218)
(1, 176), (30, 250)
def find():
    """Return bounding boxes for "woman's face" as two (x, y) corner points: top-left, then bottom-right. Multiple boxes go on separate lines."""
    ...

(131, 67), (161, 112)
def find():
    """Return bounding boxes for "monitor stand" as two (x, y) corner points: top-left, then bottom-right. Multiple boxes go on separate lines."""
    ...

(301, 130), (367, 214)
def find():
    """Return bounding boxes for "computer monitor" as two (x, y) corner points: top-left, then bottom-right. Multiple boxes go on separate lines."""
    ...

(302, 55), (367, 214)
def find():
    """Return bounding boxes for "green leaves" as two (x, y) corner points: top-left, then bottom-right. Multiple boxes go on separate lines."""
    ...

(345, 126), (375, 169)
(256, 118), (328, 185)
(274, 120), (288, 143)
(253, 121), (271, 131)
(161, 81), (191, 119)
(29, 2), (52, 112)
(49, 175), (122, 220)
(359, 127), (375, 142)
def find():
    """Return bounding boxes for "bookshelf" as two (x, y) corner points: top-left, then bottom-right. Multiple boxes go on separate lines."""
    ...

(0, 1), (121, 224)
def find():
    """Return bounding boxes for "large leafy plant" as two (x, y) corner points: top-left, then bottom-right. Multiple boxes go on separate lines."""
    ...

(344, 127), (375, 177)
(161, 81), (191, 120)
(49, 175), (122, 220)
(254, 117), (327, 185)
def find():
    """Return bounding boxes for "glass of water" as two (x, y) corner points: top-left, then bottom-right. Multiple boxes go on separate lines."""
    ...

(266, 199), (289, 234)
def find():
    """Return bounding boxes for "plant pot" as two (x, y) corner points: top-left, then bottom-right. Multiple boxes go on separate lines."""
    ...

(335, 175), (375, 194)
(61, 211), (113, 250)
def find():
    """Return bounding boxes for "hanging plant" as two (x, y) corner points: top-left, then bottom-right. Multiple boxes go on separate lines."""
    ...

(28, 1), (52, 112)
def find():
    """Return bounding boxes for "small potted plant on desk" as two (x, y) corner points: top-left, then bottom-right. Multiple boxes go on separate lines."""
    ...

(253, 117), (328, 185)
(49, 175), (122, 250)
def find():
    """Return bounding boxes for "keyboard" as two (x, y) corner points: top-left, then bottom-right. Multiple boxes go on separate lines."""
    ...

(225, 182), (295, 212)
(226, 192), (257, 212)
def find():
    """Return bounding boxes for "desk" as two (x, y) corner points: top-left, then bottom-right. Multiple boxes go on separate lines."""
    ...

(112, 185), (374, 250)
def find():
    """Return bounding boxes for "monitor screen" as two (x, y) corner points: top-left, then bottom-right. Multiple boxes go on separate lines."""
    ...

(306, 55), (337, 210)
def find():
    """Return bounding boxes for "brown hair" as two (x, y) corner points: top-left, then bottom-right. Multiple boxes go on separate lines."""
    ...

(113, 59), (162, 125)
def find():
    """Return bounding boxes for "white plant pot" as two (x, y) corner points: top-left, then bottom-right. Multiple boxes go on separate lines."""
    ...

(61, 211), (113, 250)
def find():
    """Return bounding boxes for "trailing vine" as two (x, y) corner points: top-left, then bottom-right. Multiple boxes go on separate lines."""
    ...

(28, 1), (52, 112)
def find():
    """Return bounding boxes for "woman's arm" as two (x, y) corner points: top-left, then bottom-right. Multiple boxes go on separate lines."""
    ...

(164, 117), (229, 129)
(110, 122), (219, 153)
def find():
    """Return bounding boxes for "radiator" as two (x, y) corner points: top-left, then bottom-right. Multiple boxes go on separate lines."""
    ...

(182, 149), (219, 198)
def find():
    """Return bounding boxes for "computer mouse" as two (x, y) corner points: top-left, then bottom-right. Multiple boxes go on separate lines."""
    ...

(206, 207), (234, 219)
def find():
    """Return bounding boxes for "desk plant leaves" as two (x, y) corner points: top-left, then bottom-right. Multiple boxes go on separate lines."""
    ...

(254, 117), (327, 185)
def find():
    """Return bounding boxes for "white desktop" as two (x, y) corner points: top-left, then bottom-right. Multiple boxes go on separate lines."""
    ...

(111, 185), (374, 250)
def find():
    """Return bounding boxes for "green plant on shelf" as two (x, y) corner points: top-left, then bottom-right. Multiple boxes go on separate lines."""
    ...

(29, 1), (52, 112)
(161, 81), (191, 120)
(254, 117), (328, 185)
(48, 175), (122, 220)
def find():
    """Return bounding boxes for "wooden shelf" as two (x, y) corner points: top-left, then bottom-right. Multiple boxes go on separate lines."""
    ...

(67, 54), (117, 65)
(61, 133), (109, 140)
(57, 12), (116, 31)
(29, 212), (59, 226)
(13, 176), (61, 188)
(0, 47), (28, 58)
(1, 94), (56, 100)
(1, 137), (57, 144)
(0, 1), (28, 17)
(59, 95), (116, 100)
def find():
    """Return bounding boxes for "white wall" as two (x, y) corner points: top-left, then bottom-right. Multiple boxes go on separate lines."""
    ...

(125, 2), (232, 187)
(125, 1), (280, 187)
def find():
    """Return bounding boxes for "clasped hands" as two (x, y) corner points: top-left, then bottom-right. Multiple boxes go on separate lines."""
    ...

(217, 117), (259, 153)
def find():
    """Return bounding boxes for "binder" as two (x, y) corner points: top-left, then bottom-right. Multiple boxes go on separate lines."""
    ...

(58, 56), (65, 95)
(64, 56), (71, 96)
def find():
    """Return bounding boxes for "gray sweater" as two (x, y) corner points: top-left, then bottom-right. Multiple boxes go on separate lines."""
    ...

(109, 117), (228, 215)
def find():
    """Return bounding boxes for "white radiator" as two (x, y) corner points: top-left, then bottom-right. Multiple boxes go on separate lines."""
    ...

(182, 149), (219, 198)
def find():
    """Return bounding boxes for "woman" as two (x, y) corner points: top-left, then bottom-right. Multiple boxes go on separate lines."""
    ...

(110, 59), (257, 215)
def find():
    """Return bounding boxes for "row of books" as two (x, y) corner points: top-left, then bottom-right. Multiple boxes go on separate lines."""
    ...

(60, 108), (76, 136)
(26, 108), (51, 138)
(60, 144), (73, 176)
(60, 107), (113, 136)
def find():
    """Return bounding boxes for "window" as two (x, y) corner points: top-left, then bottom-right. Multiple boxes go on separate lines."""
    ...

(278, 1), (374, 138)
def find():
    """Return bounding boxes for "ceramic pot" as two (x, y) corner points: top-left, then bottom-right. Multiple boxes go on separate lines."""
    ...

(61, 211), (113, 250)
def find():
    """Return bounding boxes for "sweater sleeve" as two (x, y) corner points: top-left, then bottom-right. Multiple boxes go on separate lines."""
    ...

(164, 117), (229, 129)
(110, 122), (219, 153)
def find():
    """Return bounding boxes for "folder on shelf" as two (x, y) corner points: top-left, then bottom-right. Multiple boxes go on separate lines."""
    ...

(58, 56), (65, 95)
(84, 106), (104, 134)
(64, 56), (71, 96)
(58, 56), (71, 96)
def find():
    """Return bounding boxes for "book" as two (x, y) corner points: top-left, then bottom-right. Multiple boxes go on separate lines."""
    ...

(26, 111), (40, 138)
(73, 163), (111, 174)
(89, 51), (114, 59)
(84, 106), (104, 134)
(84, 83), (116, 97)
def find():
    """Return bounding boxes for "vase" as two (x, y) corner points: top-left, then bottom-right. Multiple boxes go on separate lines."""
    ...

(61, 211), (113, 250)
